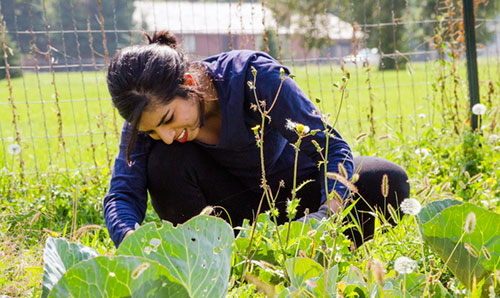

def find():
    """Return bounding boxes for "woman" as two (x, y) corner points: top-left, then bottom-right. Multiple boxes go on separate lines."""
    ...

(104, 31), (409, 248)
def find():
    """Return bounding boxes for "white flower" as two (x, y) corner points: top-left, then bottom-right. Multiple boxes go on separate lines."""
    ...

(394, 256), (417, 274)
(418, 113), (426, 119)
(415, 148), (429, 159)
(472, 103), (486, 115)
(400, 198), (421, 215)
(7, 143), (21, 155)
(488, 134), (499, 144)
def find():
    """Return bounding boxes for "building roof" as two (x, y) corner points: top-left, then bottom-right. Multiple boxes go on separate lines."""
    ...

(133, 1), (363, 40)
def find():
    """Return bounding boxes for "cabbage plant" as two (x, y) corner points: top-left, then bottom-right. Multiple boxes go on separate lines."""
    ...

(42, 215), (234, 298)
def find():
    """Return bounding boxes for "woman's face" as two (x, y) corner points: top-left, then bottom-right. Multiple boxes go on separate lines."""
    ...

(138, 96), (202, 144)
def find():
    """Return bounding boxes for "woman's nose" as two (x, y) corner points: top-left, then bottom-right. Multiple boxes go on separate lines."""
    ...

(156, 127), (176, 144)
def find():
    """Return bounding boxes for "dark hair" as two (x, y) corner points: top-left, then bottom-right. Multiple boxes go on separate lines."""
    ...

(107, 31), (201, 164)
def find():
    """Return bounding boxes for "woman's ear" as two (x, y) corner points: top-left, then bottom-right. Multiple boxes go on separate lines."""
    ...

(184, 73), (196, 87)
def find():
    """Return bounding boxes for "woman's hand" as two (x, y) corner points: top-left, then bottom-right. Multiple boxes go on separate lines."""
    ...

(296, 200), (339, 223)
(124, 229), (135, 239)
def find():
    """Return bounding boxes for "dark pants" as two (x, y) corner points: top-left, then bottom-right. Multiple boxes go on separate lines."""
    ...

(146, 142), (410, 246)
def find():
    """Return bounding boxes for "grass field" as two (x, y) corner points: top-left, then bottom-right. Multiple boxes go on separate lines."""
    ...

(0, 56), (499, 296)
(1, 58), (497, 177)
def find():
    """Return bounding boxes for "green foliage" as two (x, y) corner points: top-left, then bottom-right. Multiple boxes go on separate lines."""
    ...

(0, 0), (135, 59)
(418, 199), (500, 293)
(116, 216), (235, 298)
(42, 238), (98, 297)
(50, 256), (189, 298)
(0, 31), (22, 79)
(260, 29), (279, 60)
(42, 215), (234, 297)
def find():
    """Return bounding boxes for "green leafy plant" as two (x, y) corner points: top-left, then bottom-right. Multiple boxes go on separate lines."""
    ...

(42, 215), (234, 297)
(418, 199), (500, 295)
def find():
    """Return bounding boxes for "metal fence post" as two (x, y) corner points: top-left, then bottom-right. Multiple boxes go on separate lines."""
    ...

(463, 0), (481, 131)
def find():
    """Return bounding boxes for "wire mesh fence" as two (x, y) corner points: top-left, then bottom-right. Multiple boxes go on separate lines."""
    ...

(0, 0), (498, 182)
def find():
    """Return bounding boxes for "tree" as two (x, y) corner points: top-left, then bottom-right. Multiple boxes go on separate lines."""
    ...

(0, 0), (135, 66)
(260, 29), (279, 59)
(0, 25), (22, 80)
(46, 0), (135, 64)
(267, 0), (338, 52)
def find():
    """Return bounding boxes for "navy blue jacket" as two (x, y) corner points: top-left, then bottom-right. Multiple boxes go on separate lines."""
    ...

(103, 50), (353, 247)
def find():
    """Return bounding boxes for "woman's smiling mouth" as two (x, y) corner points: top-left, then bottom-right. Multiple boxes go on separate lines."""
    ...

(177, 129), (188, 143)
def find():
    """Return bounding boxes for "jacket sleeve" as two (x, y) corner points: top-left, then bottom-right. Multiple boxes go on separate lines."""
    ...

(103, 122), (151, 247)
(248, 53), (354, 203)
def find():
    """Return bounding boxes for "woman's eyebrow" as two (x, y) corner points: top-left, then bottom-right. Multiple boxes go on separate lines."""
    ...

(156, 110), (173, 127)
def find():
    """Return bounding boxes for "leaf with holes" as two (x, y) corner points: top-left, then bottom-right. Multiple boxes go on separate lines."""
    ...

(284, 257), (324, 289)
(418, 199), (500, 290)
(48, 255), (189, 298)
(116, 215), (234, 298)
(42, 237), (99, 298)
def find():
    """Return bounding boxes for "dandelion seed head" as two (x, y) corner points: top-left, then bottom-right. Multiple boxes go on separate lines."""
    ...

(285, 119), (297, 131)
(415, 148), (429, 159)
(464, 212), (476, 234)
(394, 256), (417, 274)
(7, 143), (21, 155)
(334, 252), (342, 262)
(418, 113), (426, 119)
(488, 285), (495, 298)
(488, 134), (499, 144)
(285, 119), (310, 135)
(400, 198), (421, 215)
(472, 103), (487, 115)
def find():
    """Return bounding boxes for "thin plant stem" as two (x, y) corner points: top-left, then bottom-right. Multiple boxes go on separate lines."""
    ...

(285, 137), (302, 249)
(413, 215), (430, 298)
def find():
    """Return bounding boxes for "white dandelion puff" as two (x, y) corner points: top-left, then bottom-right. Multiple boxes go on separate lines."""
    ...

(400, 198), (421, 215)
(488, 285), (495, 298)
(285, 119), (297, 131)
(7, 143), (21, 155)
(415, 148), (429, 159)
(464, 212), (476, 234)
(488, 134), (499, 144)
(334, 252), (342, 262)
(394, 256), (417, 274)
(285, 119), (310, 135)
(418, 113), (426, 119)
(472, 103), (486, 115)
